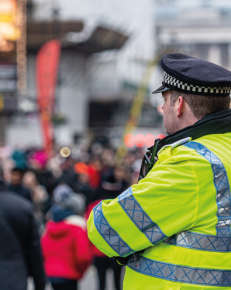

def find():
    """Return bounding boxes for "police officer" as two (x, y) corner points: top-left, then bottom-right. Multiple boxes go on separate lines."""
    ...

(87, 53), (231, 289)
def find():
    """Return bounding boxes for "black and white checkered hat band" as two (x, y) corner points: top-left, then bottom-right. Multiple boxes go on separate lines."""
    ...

(163, 72), (231, 95)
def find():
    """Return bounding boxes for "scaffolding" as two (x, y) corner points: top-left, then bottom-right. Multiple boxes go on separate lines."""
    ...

(17, 0), (27, 96)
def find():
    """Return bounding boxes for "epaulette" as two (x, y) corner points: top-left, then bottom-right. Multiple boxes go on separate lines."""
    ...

(158, 137), (191, 156)
(169, 137), (192, 148)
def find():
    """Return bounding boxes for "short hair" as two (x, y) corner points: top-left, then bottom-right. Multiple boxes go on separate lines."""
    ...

(11, 167), (25, 175)
(170, 90), (230, 119)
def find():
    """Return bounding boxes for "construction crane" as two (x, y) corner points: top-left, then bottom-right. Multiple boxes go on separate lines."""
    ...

(116, 55), (160, 163)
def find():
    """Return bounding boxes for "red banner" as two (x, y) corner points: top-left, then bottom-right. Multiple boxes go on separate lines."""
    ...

(36, 40), (61, 155)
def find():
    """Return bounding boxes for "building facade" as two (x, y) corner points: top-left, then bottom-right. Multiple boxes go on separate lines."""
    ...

(8, 0), (157, 147)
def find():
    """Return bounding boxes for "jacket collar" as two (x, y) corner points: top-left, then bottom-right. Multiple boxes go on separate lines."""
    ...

(139, 109), (231, 179)
(157, 109), (231, 151)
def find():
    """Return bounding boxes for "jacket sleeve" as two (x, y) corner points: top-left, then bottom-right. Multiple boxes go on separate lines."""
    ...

(87, 146), (200, 257)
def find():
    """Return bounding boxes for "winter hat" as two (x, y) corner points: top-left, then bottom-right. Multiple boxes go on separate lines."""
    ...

(61, 193), (85, 216)
(51, 193), (85, 222)
(53, 184), (73, 204)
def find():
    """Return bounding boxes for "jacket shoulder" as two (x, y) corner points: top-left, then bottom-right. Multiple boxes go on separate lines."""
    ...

(158, 137), (192, 157)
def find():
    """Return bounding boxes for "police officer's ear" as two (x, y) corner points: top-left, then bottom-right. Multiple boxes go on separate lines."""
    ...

(176, 95), (184, 117)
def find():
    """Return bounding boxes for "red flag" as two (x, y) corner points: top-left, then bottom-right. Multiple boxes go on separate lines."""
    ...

(36, 40), (61, 155)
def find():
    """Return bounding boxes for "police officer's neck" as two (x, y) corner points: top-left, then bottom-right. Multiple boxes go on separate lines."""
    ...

(171, 107), (199, 135)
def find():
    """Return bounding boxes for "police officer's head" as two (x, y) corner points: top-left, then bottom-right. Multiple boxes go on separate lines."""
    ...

(152, 54), (231, 135)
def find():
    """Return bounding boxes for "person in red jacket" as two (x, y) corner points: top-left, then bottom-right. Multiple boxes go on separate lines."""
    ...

(42, 193), (92, 290)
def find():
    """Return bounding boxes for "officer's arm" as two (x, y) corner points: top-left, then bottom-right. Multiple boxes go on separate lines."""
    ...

(87, 147), (198, 257)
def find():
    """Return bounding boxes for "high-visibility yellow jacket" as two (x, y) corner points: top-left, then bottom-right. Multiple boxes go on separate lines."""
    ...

(87, 132), (231, 289)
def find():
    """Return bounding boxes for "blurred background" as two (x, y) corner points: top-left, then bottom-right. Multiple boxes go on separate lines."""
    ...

(1, 0), (231, 289)
(2, 0), (231, 152)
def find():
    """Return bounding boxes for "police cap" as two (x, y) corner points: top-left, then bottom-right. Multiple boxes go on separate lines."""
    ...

(152, 53), (231, 96)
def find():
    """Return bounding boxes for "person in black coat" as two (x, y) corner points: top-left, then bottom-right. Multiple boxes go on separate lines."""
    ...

(0, 179), (46, 290)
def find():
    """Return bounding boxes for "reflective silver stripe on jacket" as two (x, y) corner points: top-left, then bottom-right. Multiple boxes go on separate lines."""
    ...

(93, 202), (133, 256)
(166, 231), (231, 252)
(118, 187), (166, 244)
(165, 142), (231, 252)
(128, 255), (231, 287)
(184, 142), (231, 237)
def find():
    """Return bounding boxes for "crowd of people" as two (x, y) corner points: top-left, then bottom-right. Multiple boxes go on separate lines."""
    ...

(0, 141), (145, 290)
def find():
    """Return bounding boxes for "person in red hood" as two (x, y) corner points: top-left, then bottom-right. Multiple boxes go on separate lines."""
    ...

(42, 193), (92, 290)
